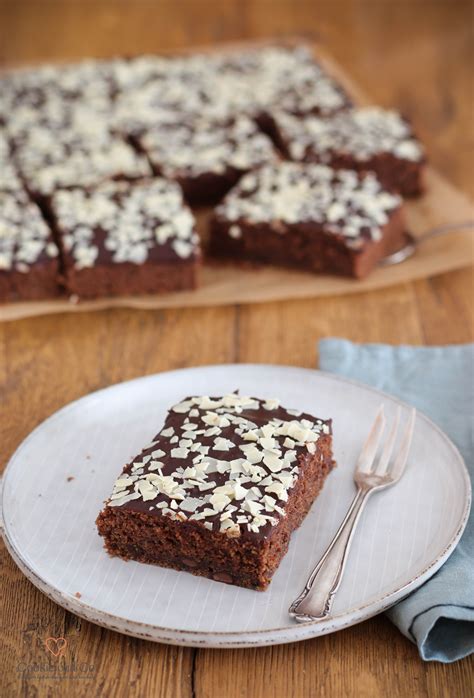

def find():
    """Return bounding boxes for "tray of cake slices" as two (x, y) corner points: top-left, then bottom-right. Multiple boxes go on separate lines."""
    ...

(1, 39), (473, 320)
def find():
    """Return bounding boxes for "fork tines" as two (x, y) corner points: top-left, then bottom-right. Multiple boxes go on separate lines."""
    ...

(356, 405), (416, 481)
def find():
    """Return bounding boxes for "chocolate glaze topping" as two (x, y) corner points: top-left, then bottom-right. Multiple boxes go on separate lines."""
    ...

(0, 190), (58, 272)
(105, 393), (332, 540)
(273, 107), (424, 163)
(51, 178), (199, 268)
(215, 162), (401, 250)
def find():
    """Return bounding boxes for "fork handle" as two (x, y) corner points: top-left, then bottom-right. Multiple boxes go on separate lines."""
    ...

(289, 485), (372, 622)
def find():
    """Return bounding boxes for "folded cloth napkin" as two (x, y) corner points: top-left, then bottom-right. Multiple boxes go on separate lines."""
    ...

(319, 339), (473, 663)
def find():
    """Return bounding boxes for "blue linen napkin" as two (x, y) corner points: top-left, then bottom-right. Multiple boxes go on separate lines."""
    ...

(319, 339), (473, 663)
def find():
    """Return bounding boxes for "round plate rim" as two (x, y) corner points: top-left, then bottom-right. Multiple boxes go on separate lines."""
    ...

(1, 364), (471, 648)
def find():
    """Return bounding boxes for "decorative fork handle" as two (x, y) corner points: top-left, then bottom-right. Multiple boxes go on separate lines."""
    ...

(289, 484), (373, 622)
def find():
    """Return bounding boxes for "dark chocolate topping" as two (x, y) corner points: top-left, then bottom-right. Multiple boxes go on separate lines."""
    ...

(106, 393), (331, 541)
(51, 178), (198, 268)
(215, 162), (401, 250)
(273, 107), (424, 163)
(0, 190), (58, 272)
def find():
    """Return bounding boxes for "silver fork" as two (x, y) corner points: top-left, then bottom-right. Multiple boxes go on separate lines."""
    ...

(289, 404), (416, 623)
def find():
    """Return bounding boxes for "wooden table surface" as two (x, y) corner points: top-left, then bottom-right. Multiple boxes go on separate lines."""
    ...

(1, 1), (473, 696)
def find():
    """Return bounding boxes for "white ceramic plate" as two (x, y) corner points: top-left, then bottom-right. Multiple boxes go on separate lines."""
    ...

(1, 365), (470, 648)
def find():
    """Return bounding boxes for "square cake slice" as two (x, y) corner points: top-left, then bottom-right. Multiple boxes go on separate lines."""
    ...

(0, 190), (60, 301)
(138, 114), (278, 205)
(49, 178), (200, 299)
(12, 121), (151, 201)
(96, 393), (335, 590)
(269, 107), (425, 197)
(200, 44), (352, 120)
(209, 162), (405, 279)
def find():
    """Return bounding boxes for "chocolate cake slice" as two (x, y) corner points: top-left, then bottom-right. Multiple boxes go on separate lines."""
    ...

(0, 189), (60, 302)
(209, 162), (405, 279)
(138, 114), (278, 206)
(269, 107), (425, 196)
(49, 178), (200, 299)
(13, 124), (151, 201)
(96, 393), (335, 590)
(205, 44), (352, 119)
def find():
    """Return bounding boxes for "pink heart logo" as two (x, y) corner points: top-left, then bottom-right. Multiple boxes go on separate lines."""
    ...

(44, 637), (67, 657)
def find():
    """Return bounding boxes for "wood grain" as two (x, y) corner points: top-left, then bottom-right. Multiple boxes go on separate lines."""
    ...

(0, 1), (473, 697)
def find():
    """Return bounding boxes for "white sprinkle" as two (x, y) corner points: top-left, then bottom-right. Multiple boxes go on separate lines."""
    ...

(161, 427), (174, 437)
(171, 447), (189, 459)
(228, 224), (242, 239)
